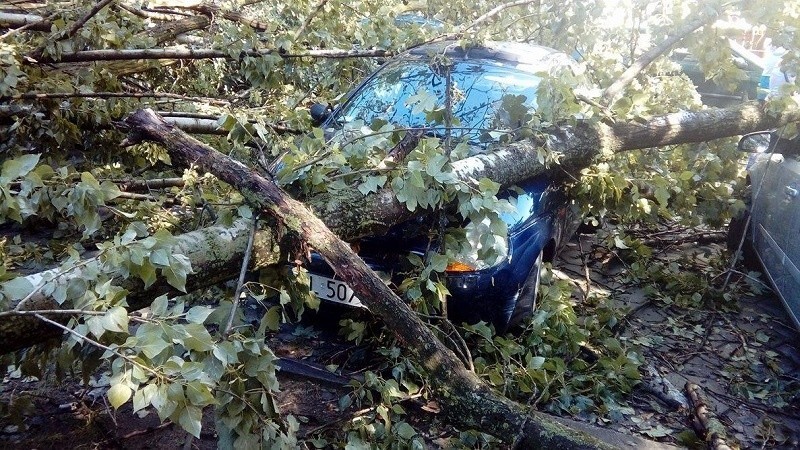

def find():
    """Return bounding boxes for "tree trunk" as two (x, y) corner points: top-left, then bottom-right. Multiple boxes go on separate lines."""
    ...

(120, 108), (617, 449)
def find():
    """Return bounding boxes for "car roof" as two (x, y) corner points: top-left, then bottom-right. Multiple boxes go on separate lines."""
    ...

(406, 40), (574, 70)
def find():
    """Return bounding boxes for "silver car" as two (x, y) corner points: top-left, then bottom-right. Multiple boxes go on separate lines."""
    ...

(729, 131), (800, 329)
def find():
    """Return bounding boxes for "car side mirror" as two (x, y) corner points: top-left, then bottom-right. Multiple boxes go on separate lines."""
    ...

(309, 103), (332, 126)
(738, 131), (772, 153)
(738, 131), (800, 156)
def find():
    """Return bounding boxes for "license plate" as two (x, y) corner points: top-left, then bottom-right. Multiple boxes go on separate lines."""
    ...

(309, 273), (365, 308)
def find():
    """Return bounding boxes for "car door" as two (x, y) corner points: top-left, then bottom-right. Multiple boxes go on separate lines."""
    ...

(749, 153), (790, 294)
(768, 155), (800, 328)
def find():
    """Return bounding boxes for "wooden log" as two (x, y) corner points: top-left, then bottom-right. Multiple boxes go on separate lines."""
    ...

(686, 382), (735, 450)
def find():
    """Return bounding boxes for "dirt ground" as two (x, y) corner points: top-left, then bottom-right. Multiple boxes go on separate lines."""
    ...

(1, 231), (799, 449)
(555, 233), (800, 449)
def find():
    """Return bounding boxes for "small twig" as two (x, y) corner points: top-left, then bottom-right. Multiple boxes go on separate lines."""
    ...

(0, 308), (103, 318)
(301, 392), (425, 438)
(115, 177), (186, 192)
(33, 313), (163, 379)
(182, 434), (194, 450)
(114, 191), (158, 201)
(224, 215), (259, 335)
(63, 0), (116, 41)
(378, 129), (424, 168)
(458, 0), (537, 35)
(577, 236), (591, 299)
(679, 313), (717, 365)
(118, 422), (174, 440)
(292, 0), (330, 42)
(117, 3), (182, 21)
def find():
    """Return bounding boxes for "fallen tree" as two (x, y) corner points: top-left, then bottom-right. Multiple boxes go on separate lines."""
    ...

(3, 101), (799, 349)
(119, 108), (617, 449)
(3, 1), (800, 447)
(5, 100), (795, 445)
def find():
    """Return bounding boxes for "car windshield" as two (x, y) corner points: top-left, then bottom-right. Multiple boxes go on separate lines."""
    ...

(331, 57), (541, 144)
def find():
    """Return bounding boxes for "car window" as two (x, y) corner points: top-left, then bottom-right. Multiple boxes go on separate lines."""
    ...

(330, 57), (541, 145)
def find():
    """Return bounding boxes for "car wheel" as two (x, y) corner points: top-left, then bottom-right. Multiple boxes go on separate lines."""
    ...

(727, 206), (758, 269)
(508, 249), (543, 329)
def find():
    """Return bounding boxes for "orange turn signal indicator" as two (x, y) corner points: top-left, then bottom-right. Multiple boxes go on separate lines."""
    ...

(445, 261), (477, 272)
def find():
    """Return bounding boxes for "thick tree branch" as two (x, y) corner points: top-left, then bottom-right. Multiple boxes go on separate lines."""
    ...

(143, 14), (211, 44)
(33, 46), (391, 64)
(4, 101), (799, 356)
(187, 3), (272, 31)
(686, 382), (734, 450)
(1, 91), (230, 105)
(0, 12), (51, 32)
(608, 102), (800, 151)
(308, 101), (800, 241)
(62, 0), (116, 41)
(601, 10), (719, 104)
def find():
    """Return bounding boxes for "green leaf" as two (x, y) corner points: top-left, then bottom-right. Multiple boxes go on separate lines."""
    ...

(395, 422), (417, 440)
(357, 175), (387, 195)
(150, 295), (169, 316)
(179, 405), (203, 438)
(108, 383), (132, 409)
(1, 154), (40, 181)
(149, 249), (170, 267)
(186, 381), (216, 407)
(262, 305), (281, 332)
(86, 316), (105, 338)
(102, 306), (129, 333)
(136, 324), (169, 359)
(185, 306), (213, 324)
(654, 186), (670, 206)
(528, 356), (545, 370)
(2, 277), (34, 301)
(182, 323), (215, 352)
(133, 384), (157, 413)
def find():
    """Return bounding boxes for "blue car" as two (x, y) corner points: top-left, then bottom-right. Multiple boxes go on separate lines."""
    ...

(729, 131), (800, 330)
(305, 41), (580, 332)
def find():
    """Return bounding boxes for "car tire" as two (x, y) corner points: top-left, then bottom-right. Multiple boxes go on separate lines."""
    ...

(727, 206), (758, 269)
(508, 249), (543, 330)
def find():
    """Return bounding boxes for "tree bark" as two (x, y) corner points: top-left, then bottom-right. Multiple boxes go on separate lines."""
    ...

(120, 108), (616, 449)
